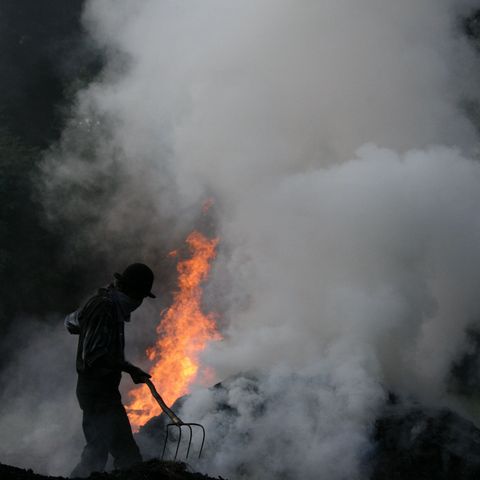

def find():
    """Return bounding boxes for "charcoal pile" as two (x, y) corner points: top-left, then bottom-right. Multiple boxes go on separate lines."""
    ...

(137, 379), (480, 480)
(372, 404), (480, 480)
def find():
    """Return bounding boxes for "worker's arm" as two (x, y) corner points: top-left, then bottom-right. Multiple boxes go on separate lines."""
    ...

(64, 311), (80, 334)
(81, 299), (115, 367)
(91, 355), (150, 383)
(122, 361), (152, 384)
(80, 296), (151, 383)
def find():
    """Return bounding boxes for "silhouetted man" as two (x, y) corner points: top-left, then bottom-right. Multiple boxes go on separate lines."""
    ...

(65, 263), (155, 477)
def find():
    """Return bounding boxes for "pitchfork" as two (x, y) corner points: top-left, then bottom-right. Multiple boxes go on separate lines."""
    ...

(145, 379), (206, 461)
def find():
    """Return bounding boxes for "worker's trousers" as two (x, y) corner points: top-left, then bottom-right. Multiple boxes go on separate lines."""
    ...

(70, 373), (142, 478)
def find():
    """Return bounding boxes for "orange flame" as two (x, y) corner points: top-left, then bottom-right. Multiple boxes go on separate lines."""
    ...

(126, 231), (221, 430)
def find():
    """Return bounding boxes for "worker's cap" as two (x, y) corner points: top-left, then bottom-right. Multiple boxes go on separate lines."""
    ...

(114, 263), (156, 298)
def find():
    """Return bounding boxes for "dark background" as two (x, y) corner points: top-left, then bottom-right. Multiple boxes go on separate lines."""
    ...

(0, 0), (104, 345)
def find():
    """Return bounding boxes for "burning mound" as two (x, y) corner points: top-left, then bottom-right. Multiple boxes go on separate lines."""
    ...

(137, 374), (480, 480)
(372, 403), (480, 480)
(0, 460), (220, 480)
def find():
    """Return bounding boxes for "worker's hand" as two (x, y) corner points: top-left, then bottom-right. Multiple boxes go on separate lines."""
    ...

(128, 365), (152, 384)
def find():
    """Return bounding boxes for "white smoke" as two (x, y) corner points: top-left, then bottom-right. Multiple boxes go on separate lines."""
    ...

(36, 0), (480, 478)
(0, 319), (82, 474)
(180, 144), (480, 478)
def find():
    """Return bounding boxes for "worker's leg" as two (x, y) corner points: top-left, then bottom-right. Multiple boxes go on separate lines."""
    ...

(72, 374), (114, 477)
(103, 403), (142, 469)
(73, 373), (141, 473)
(70, 409), (109, 477)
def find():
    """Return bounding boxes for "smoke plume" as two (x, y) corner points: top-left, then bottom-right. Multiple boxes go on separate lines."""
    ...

(2, 1), (480, 479)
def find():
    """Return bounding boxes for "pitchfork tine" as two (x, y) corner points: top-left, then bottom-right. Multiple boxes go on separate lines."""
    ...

(146, 380), (206, 461)
(189, 423), (206, 458)
(161, 425), (170, 460)
(173, 424), (182, 461)
(185, 424), (193, 459)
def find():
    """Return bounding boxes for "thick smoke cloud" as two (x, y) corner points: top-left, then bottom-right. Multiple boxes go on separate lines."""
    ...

(3, 0), (480, 479)
(180, 145), (480, 478)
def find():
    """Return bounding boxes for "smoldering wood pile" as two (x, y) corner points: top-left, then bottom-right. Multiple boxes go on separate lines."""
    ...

(137, 376), (480, 480)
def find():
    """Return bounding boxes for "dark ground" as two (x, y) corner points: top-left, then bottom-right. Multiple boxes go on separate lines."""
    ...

(0, 460), (221, 480)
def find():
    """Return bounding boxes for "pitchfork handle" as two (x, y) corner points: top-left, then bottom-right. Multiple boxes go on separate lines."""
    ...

(146, 379), (183, 425)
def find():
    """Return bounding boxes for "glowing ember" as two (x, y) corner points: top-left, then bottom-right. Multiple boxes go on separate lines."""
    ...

(126, 231), (221, 430)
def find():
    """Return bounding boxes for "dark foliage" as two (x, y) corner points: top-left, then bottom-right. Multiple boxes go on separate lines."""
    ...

(0, 131), (86, 323)
(0, 0), (102, 147)
(0, 0), (105, 345)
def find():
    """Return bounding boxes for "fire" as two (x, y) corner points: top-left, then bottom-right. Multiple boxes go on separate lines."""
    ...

(126, 231), (221, 430)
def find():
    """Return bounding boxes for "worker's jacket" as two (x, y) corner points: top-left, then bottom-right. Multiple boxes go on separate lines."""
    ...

(65, 287), (127, 377)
